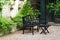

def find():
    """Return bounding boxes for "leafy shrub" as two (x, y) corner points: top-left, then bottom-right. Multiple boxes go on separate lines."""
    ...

(0, 18), (16, 35)
(12, 1), (40, 30)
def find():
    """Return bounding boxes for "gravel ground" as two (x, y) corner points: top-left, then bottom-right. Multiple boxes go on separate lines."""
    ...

(0, 26), (60, 40)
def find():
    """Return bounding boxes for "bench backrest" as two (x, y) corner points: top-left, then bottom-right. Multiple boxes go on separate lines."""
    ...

(22, 14), (40, 27)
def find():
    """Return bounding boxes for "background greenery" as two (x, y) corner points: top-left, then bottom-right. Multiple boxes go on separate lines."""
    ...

(47, 0), (60, 18)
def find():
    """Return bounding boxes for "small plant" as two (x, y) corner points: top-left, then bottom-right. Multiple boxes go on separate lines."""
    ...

(0, 18), (16, 35)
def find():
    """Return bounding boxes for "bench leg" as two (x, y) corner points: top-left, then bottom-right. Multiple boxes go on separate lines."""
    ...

(29, 27), (31, 31)
(47, 30), (49, 33)
(45, 27), (49, 33)
(40, 27), (46, 34)
(23, 27), (24, 34)
(37, 26), (39, 32)
(40, 26), (49, 34)
(31, 27), (34, 35)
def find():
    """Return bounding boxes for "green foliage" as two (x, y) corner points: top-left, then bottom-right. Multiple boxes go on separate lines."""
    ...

(19, 1), (40, 16)
(0, 18), (16, 35)
(12, 1), (40, 29)
(0, 0), (14, 8)
(0, 0), (9, 8)
(47, 0), (60, 17)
